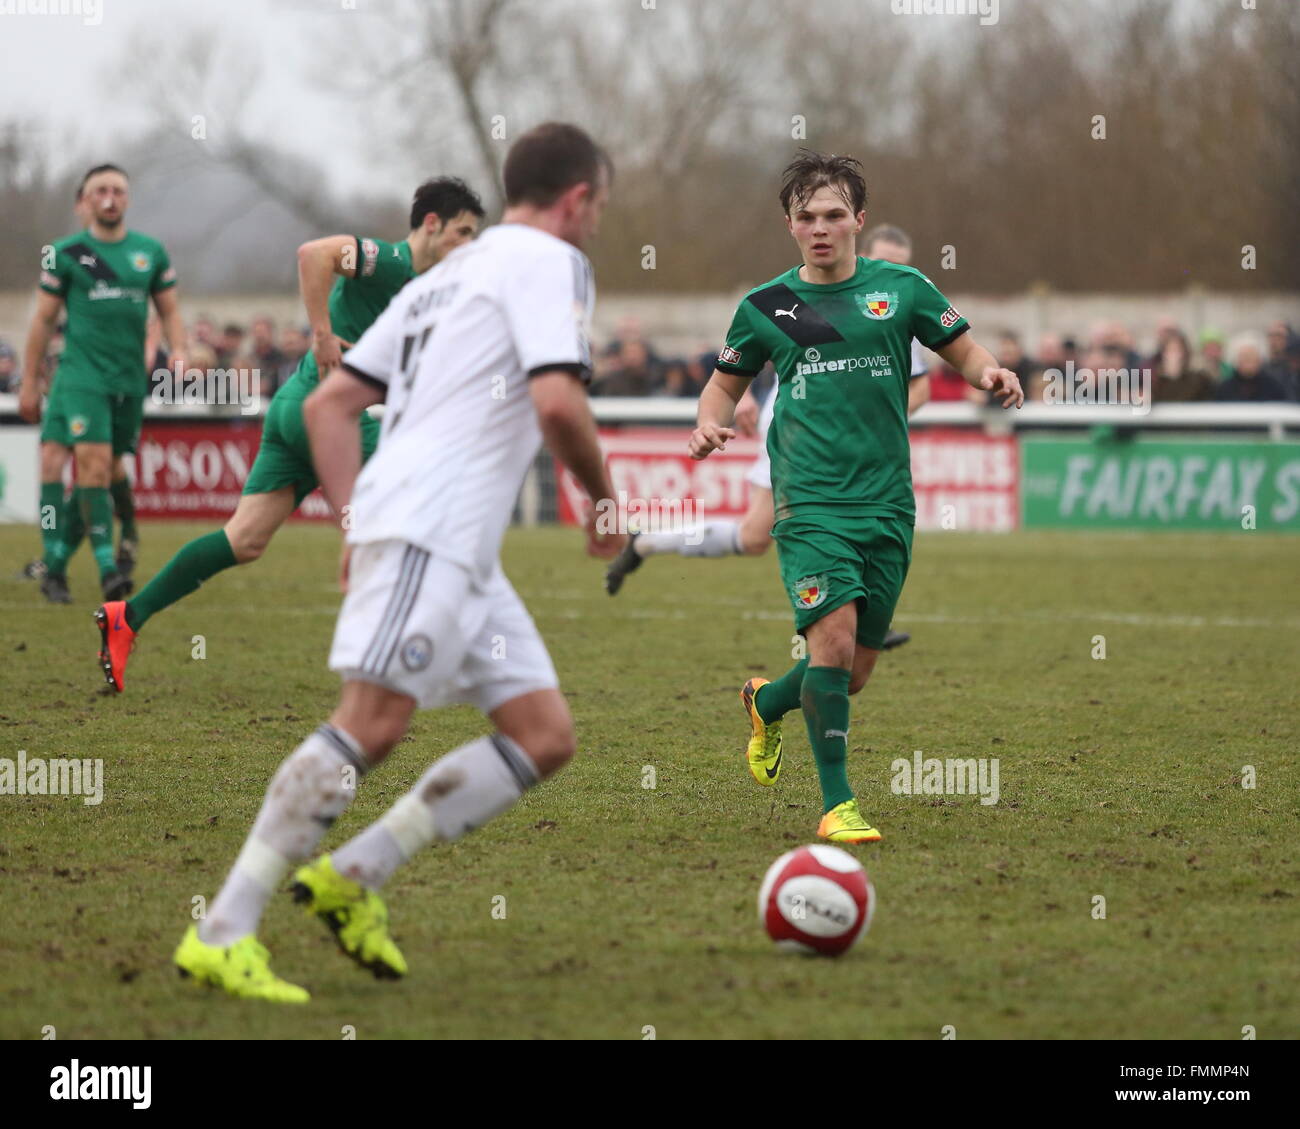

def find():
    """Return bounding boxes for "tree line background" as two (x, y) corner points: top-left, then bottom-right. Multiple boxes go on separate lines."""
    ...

(1, 0), (1296, 295)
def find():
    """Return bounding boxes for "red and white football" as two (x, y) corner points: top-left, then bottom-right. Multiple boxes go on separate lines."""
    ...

(758, 844), (875, 956)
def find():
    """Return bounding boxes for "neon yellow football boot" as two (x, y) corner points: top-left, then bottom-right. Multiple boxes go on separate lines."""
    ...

(816, 799), (883, 844)
(291, 855), (407, 980)
(173, 924), (310, 1004)
(740, 677), (784, 786)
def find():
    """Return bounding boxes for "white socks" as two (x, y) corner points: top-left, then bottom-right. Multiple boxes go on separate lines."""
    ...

(199, 725), (364, 947)
(637, 520), (742, 559)
(331, 733), (539, 889)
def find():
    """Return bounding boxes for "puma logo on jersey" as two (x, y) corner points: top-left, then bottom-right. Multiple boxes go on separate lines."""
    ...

(79, 255), (97, 267)
(775, 304), (800, 319)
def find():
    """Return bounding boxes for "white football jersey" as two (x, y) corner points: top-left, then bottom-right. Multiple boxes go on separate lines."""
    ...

(341, 223), (594, 578)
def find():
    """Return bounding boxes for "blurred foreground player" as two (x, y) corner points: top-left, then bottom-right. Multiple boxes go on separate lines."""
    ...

(173, 124), (624, 1002)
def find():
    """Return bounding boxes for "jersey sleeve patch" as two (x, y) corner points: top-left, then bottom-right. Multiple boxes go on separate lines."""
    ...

(359, 238), (380, 278)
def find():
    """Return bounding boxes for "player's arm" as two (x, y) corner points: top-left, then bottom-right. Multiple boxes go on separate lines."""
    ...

(19, 289), (63, 423)
(907, 374), (931, 415)
(690, 369), (751, 459)
(936, 332), (1023, 409)
(297, 235), (360, 374)
(303, 364), (384, 523)
(529, 371), (622, 557)
(151, 285), (186, 378)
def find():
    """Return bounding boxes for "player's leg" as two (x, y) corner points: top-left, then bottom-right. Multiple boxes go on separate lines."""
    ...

(176, 681), (387, 1002)
(881, 627), (911, 651)
(71, 438), (132, 599)
(110, 396), (143, 578)
(738, 484), (776, 555)
(98, 393), (312, 691)
(95, 488), (297, 693)
(298, 567), (566, 977)
(606, 464), (776, 595)
(34, 440), (73, 600)
(811, 517), (912, 840)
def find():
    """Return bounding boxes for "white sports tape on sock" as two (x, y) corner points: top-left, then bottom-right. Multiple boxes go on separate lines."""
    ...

(233, 836), (290, 892)
(379, 791), (439, 859)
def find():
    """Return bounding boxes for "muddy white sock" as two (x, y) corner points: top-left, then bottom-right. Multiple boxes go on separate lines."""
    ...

(199, 725), (365, 946)
(637, 520), (741, 558)
(331, 734), (538, 889)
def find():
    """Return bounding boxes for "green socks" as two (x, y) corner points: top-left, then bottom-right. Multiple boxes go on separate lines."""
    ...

(800, 665), (853, 813)
(110, 477), (137, 543)
(40, 482), (68, 573)
(39, 478), (135, 577)
(754, 657), (809, 724)
(755, 658), (854, 812)
(80, 487), (116, 577)
(126, 530), (238, 631)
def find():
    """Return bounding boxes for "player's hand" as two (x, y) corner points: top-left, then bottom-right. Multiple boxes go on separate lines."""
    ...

(312, 331), (352, 376)
(168, 350), (188, 380)
(17, 385), (41, 424)
(338, 541), (352, 593)
(584, 504), (627, 559)
(733, 393), (759, 437)
(689, 423), (735, 460)
(979, 366), (1024, 408)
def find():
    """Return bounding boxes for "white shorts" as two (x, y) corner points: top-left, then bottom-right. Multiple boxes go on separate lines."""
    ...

(745, 386), (777, 491)
(328, 540), (559, 713)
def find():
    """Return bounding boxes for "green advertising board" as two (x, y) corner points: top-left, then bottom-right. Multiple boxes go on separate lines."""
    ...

(1020, 437), (1300, 532)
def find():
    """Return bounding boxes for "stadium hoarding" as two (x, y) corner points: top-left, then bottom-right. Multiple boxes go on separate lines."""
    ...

(1020, 436), (1300, 532)
(124, 421), (333, 522)
(0, 425), (41, 523)
(555, 427), (1018, 532)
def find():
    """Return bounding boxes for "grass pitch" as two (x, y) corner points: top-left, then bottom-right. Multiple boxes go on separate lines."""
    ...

(1, 522), (1296, 1040)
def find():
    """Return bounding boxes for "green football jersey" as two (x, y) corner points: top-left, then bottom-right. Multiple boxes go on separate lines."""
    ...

(38, 229), (176, 397)
(290, 236), (414, 390)
(717, 256), (969, 523)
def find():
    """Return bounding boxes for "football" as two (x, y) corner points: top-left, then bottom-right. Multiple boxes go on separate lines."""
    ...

(758, 845), (875, 956)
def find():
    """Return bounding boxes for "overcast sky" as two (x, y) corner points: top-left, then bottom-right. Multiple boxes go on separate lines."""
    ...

(1, 0), (386, 193)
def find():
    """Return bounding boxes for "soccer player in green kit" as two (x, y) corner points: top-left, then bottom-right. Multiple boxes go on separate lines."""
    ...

(690, 151), (1023, 844)
(19, 164), (186, 605)
(94, 177), (484, 693)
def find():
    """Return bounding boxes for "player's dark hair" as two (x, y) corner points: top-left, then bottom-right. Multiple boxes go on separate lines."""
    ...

(410, 176), (485, 230)
(779, 150), (867, 216)
(77, 163), (127, 199)
(503, 122), (612, 208)
(862, 223), (911, 254)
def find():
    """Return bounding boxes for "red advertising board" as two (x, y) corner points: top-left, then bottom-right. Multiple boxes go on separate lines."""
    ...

(121, 421), (333, 521)
(557, 427), (1018, 532)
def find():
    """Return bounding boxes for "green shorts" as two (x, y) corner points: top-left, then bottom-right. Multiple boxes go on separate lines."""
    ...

(774, 513), (914, 651)
(41, 383), (145, 454)
(243, 387), (381, 507)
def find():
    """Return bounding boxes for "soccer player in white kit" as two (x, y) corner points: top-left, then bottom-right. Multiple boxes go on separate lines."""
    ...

(174, 123), (624, 1003)
(605, 224), (928, 654)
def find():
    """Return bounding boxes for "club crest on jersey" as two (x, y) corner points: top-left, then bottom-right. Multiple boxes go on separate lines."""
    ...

(793, 575), (826, 609)
(70, 416), (88, 438)
(399, 633), (434, 672)
(856, 291), (898, 321)
(130, 251), (152, 272)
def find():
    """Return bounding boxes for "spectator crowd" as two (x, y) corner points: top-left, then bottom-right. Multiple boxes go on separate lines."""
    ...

(3, 313), (1298, 407)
